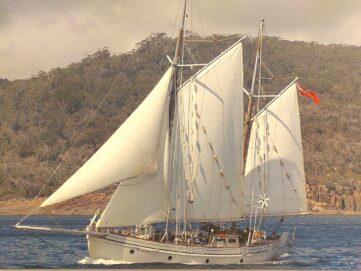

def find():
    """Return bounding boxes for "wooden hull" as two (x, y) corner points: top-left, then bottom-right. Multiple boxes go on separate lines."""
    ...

(87, 231), (289, 265)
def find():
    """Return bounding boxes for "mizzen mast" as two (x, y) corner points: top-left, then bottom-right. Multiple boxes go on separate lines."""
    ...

(242, 19), (264, 168)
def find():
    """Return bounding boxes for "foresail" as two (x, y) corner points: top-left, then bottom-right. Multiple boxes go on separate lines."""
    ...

(96, 174), (169, 227)
(243, 83), (307, 216)
(41, 67), (173, 207)
(173, 41), (244, 221)
(97, 101), (171, 227)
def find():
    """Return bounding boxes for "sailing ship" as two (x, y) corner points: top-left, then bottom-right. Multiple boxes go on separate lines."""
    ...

(16, 1), (309, 265)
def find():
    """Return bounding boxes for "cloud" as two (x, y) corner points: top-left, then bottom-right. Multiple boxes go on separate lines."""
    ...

(1, 0), (361, 79)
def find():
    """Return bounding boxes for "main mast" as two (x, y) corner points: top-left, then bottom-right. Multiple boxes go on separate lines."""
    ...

(242, 19), (264, 168)
(169, 0), (187, 133)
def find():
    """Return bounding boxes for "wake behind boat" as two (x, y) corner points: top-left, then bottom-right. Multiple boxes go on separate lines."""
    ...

(16, 0), (312, 265)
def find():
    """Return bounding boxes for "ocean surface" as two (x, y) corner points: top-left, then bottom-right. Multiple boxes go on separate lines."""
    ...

(0, 215), (360, 269)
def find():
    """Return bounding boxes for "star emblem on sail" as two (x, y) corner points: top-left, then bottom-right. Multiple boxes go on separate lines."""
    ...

(258, 193), (270, 210)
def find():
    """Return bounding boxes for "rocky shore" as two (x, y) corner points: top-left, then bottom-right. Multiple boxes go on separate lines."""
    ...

(1, 183), (361, 216)
(307, 182), (361, 214)
(0, 192), (110, 216)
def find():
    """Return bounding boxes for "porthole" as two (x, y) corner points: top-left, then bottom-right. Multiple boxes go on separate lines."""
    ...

(240, 258), (243, 263)
(205, 259), (209, 264)
(129, 249), (134, 254)
(168, 256), (172, 260)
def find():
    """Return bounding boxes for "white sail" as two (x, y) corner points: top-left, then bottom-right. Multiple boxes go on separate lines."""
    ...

(173, 41), (244, 221)
(97, 174), (169, 227)
(243, 83), (307, 216)
(97, 104), (171, 227)
(41, 67), (173, 207)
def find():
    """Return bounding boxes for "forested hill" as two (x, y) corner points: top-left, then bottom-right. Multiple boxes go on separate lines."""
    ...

(0, 33), (360, 200)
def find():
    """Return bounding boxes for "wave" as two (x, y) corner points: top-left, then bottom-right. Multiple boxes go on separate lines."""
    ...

(78, 257), (134, 265)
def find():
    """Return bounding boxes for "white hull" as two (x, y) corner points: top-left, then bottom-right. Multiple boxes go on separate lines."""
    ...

(87, 231), (289, 265)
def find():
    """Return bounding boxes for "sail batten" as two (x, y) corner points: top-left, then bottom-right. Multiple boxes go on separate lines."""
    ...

(41, 67), (173, 207)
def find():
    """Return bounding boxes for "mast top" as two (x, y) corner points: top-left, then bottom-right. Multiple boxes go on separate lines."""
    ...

(173, 0), (187, 65)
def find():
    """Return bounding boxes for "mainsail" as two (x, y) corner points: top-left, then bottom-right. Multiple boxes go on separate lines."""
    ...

(243, 83), (308, 216)
(172, 41), (244, 221)
(41, 67), (173, 207)
(98, 41), (244, 226)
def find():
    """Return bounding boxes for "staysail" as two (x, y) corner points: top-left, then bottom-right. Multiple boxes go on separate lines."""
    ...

(96, 174), (170, 227)
(243, 83), (308, 216)
(173, 41), (244, 221)
(97, 99), (171, 227)
(41, 67), (173, 207)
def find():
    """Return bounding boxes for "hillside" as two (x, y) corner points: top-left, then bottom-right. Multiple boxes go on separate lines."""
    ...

(0, 33), (360, 202)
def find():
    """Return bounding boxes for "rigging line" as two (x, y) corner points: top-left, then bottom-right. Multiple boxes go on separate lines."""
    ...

(45, 214), (61, 227)
(263, 111), (268, 193)
(174, 12), (187, 233)
(130, 51), (139, 74)
(172, 117), (181, 241)
(256, 37), (262, 113)
(261, 114), (266, 193)
(171, 0), (182, 38)
(179, 83), (196, 208)
(179, 86), (197, 216)
(190, 0), (193, 35)
(180, 18), (186, 88)
(18, 55), (133, 225)
(261, 61), (275, 79)
(256, 211), (264, 232)
(251, 206), (259, 243)
(31, 235), (85, 260)
(185, 42), (198, 64)
(180, 8), (194, 228)
(196, 0), (205, 36)
(272, 216), (285, 234)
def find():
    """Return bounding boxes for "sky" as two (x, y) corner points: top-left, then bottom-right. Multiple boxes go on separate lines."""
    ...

(1, 0), (361, 80)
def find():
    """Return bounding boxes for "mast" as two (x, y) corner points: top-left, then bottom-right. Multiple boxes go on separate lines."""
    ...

(244, 21), (264, 246)
(242, 19), (264, 169)
(169, 0), (187, 133)
(164, 0), (187, 241)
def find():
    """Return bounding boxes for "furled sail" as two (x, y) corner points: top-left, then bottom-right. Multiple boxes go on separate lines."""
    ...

(243, 83), (308, 216)
(173, 41), (244, 221)
(41, 67), (173, 207)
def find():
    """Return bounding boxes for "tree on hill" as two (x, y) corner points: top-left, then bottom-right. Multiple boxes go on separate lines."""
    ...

(0, 33), (360, 200)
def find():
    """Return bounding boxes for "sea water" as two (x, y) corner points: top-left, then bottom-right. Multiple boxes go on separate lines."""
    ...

(1, 215), (360, 269)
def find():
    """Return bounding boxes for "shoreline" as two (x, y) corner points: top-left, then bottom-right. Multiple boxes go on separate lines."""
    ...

(1, 196), (361, 216)
(0, 193), (110, 216)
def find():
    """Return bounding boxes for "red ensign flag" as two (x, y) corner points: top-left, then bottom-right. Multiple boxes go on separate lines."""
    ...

(296, 83), (320, 105)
